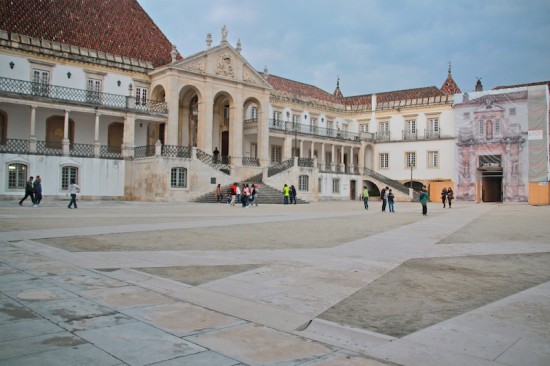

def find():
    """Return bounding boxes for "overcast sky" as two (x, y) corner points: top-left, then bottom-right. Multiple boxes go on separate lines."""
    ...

(138, 0), (549, 97)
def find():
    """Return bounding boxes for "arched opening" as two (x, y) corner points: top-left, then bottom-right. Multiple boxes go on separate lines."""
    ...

(108, 122), (124, 153)
(178, 86), (201, 148)
(213, 92), (234, 159)
(46, 116), (74, 148)
(363, 180), (379, 197)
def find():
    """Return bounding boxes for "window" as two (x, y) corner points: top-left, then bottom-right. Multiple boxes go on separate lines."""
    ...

(406, 152), (416, 168)
(360, 124), (369, 133)
(32, 69), (49, 96)
(171, 167), (187, 188)
(61, 166), (78, 190)
(136, 87), (148, 106)
(332, 178), (340, 193)
(379, 153), (389, 168)
(406, 120), (416, 134)
(251, 107), (258, 120)
(428, 118), (439, 136)
(8, 163), (27, 189)
(463, 112), (470, 119)
(509, 108), (516, 116)
(250, 143), (257, 159)
(271, 145), (281, 163)
(86, 78), (102, 104)
(479, 121), (484, 134)
(428, 151), (439, 168)
(495, 119), (500, 134)
(298, 175), (309, 191)
(223, 105), (230, 126)
(310, 118), (317, 133)
(292, 114), (299, 124)
(318, 177), (322, 193)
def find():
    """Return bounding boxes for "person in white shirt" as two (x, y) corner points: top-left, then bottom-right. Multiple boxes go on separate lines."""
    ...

(67, 179), (80, 209)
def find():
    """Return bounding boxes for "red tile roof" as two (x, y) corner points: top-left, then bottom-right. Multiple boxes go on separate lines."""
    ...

(344, 87), (446, 107)
(0, 0), (175, 67)
(493, 81), (550, 90)
(267, 75), (339, 103)
(440, 74), (461, 95)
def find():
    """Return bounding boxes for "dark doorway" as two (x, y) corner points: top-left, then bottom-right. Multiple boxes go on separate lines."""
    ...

(481, 171), (503, 202)
(221, 131), (229, 157)
(159, 123), (165, 145)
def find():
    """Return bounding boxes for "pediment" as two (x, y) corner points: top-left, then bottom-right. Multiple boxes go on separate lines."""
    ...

(176, 44), (271, 89)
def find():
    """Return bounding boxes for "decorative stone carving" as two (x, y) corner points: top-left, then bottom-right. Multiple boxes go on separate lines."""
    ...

(221, 25), (228, 43)
(187, 59), (205, 73)
(243, 69), (256, 84)
(216, 52), (234, 78)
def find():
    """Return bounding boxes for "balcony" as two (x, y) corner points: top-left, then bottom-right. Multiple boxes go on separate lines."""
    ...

(268, 120), (362, 141)
(0, 76), (167, 115)
(0, 138), (123, 159)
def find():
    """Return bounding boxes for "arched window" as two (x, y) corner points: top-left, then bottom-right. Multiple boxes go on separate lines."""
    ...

(8, 163), (28, 189)
(171, 167), (187, 188)
(46, 116), (74, 148)
(61, 166), (79, 190)
(298, 175), (309, 191)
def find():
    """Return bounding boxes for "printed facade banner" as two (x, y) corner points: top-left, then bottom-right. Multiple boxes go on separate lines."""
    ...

(454, 88), (529, 202)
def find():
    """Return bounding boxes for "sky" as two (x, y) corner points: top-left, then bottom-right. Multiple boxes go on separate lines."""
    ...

(138, 0), (549, 97)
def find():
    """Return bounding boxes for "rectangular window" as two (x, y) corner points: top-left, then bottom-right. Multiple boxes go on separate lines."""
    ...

(332, 178), (340, 193)
(251, 107), (258, 120)
(406, 120), (416, 133)
(61, 166), (78, 191)
(495, 119), (500, 134)
(509, 108), (516, 116)
(171, 167), (187, 188)
(136, 87), (148, 106)
(406, 152), (416, 168)
(379, 121), (389, 134)
(32, 69), (50, 96)
(223, 106), (230, 126)
(428, 118), (439, 138)
(8, 163), (27, 189)
(360, 124), (369, 133)
(271, 145), (281, 163)
(479, 121), (484, 134)
(298, 175), (309, 191)
(250, 143), (258, 159)
(273, 111), (282, 128)
(428, 151), (439, 168)
(379, 153), (389, 169)
(86, 78), (102, 104)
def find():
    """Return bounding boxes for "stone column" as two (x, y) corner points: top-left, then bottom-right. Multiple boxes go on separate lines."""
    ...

(122, 113), (136, 158)
(29, 105), (37, 153)
(62, 110), (70, 155)
(94, 111), (101, 157)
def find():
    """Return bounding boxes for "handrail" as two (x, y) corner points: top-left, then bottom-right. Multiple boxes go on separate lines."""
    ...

(267, 158), (294, 177)
(0, 76), (167, 115)
(363, 167), (410, 195)
(196, 148), (231, 174)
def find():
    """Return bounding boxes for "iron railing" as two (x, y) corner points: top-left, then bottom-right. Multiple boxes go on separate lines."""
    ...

(196, 149), (231, 174)
(70, 143), (95, 157)
(0, 138), (28, 153)
(99, 145), (123, 159)
(267, 158), (294, 177)
(242, 157), (260, 167)
(297, 158), (314, 167)
(0, 76), (167, 115)
(134, 145), (155, 158)
(36, 140), (63, 155)
(161, 145), (191, 158)
(269, 120), (362, 141)
(363, 167), (410, 195)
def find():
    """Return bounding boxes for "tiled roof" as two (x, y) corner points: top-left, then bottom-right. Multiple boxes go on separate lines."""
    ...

(267, 75), (339, 103)
(344, 87), (446, 107)
(0, 0), (175, 67)
(440, 74), (462, 95)
(493, 81), (550, 90)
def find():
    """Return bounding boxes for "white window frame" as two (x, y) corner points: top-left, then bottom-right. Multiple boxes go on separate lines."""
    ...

(251, 106), (258, 120)
(360, 124), (369, 133)
(298, 175), (309, 191)
(171, 167), (187, 188)
(8, 162), (28, 190)
(332, 178), (340, 193)
(271, 145), (281, 163)
(428, 151), (439, 168)
(379, 121), (389, 136)
(250, 143), (258, 159)
(136, 87), (148, 106)
(61, 165), (79, 191)
(405, 152), (416, 168)
(379, 153), (389, 169)
(406, 120), (416, 134)
(428, 118), (439, 133)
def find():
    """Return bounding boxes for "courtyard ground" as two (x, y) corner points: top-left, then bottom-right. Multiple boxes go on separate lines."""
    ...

(0, 199), (548, 365)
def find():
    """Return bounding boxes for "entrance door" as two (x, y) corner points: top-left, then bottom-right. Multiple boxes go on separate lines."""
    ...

(350, 180), (356, 200)
(221, 131), (229, 158)
(481, 171), (503, 202)
(159, 123), (165, 145)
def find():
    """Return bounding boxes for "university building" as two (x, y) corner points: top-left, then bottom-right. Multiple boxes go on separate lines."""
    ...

(1, 1), (548, 204)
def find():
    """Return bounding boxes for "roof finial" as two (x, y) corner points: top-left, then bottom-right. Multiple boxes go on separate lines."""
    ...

(170, 45), (178, 63)
(448, 61), (452, 76)
(236, 39), (242, 54)
(263, 65), (269, 79)
(206, 33), (212, 48)
(221, 25), (228, 43)
(337, 75), (340, 88)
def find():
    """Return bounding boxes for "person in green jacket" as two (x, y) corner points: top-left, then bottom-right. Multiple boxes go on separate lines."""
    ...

(419, 186), (429, 216)
(283, 184), (290, 204)
(362, 186), (369, 210)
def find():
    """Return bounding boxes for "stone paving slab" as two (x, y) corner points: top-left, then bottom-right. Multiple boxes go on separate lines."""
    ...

(0, 318), (63, 342)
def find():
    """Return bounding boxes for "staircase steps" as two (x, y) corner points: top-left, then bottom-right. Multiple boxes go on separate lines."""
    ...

(194, 181), (308, 204)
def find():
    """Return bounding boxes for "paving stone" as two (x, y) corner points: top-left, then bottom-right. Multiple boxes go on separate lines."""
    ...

(0, 318), (63, 342)
(44, 270), (128, 292)
(0, 343), (122, 366)
(0, 277), (53, 292)
(122, 302), (246, 337)
(81, 285), (174, 309)
(76, 322), (205, 366)
(0, 332), (87, 360)
(22, 298), (118, 325)
(4, 286), (79, 303)
(151, 350), (242, 366)
(0, 297), (38, 324)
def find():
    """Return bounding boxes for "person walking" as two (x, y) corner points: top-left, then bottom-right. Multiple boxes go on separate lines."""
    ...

(33, 176), (42, 207)
(362, 186), (369, 210)
(447, 187), (454, 208)
(67, 179), (80, 209)
(388, 189), (395, 212)
(215, 184), (222, 203)
(19, 176), (35, 206)
(441, 187), (448, 208)
(283, 184), (290, 204)
(250, 184), (259, 206)
(230, 183), (237, 206)
(241, 184), (249, 208)
(290, 185), (297, 204)
(419, 186), (429, 216)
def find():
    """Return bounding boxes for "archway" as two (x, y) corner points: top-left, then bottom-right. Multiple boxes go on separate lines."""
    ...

(107, 122), (123, 152)
(178, 86), (202, 148)
(213, 91), (234, 159)
(46, 116), (74, 148)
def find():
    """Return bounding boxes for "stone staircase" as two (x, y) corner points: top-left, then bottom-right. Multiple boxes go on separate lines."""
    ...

(194, 178), (308, 204)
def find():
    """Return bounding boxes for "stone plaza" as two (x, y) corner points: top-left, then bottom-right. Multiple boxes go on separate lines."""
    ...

(0, 199), (549, 365)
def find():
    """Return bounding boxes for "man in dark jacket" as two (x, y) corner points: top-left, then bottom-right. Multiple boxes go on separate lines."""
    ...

(19, 176), (34, 206)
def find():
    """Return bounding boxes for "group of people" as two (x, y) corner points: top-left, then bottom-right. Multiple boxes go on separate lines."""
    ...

(441, 187), (454, 208)
(19, 176), (42, 207)
(19, 176), (80, 209)
(219, 182), (259, 208)
(379, 186), (396, 212)
(282, 184), (297, 204)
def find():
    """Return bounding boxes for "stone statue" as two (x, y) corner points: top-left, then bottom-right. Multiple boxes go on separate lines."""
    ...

(221, 25), (228, 42)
